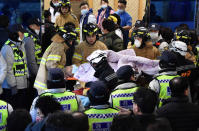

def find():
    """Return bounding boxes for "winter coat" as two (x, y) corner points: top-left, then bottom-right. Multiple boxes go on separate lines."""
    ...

(49, 3), (60, 23)
(99, 31), (124, 52)
(133, 41), (160, 60)
(0, 27), (9, 50)
(0, 52), (7, 94)
(156, 96), (199, 131)
(1, 40), (28, 90)
(72, 40), (108, 66)
(55, 13), (79, 28)
(34, 34), (69, 94)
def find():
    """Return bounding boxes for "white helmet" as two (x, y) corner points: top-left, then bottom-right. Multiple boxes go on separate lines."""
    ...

(87, 50), (107, 65)
(170, 41), (187, 56)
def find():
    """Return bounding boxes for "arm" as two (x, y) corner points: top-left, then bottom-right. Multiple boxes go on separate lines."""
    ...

(122, 15), (132, 31)
(24, 38), (39, 77)
(149, 79), (160, 94)
(7, 103), (13, 114)
(76, 95), (85, 111)
(113, 38), (124, 52)
(29, 97), (39, 122)
(1, 45), (16, 88)
(0, 52), (7, 85)
(72, 45), (83, 66)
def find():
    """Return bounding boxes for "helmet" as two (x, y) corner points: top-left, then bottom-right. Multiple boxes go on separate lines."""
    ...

(57, 26), (77, 44)
(170, 41), (187, 56)
(108, 15), (118, 24)
(132, 27), (151, 41)
(83, 23), (99, 36)
(59, 0), (71, 7)
(87, 50), (107, 65)
(174, 30), (191, 44)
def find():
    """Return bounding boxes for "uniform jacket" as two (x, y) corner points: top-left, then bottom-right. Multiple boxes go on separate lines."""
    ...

(34, 34), (69, 94)
(72, 40), (107, 66)
(133, 41), (160, 60)
(55, 13), (79, 28)
(99, 31), (123, 52)
(1, 40), (28, 90)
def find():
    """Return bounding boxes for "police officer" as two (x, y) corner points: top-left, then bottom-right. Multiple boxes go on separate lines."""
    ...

(85, 81), (118, 131)
(30, 68), (84, 122)
(109, 65), (139, 109)
(149, 51), (180, 107)
(1, 24), (28, 109)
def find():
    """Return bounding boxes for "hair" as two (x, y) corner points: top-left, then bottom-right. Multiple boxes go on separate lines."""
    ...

(102, 19), (116, 32)
(72, 112), (89, 131)
(80, 1), (89, 8)
(159, 26), (174, 44)
(101, 0), (109, 4)
(111, 114), (140, 131)
(147, 117), (172, 131)
(35, 96), (62, 117)
(133, 87), (158, 114)
(169, 77), (188, 97)
(118, 0), (127, 5)
(0, 15), (9, 28)
(44, 112), (75, 131)
(6, 109), (32, 131)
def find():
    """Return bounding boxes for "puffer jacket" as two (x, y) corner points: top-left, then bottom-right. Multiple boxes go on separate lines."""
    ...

(0, 52), (7, 94)
(99, 31), (123, 52)
(133, 41), (160, 60)
(34, 34), (69, 94)
(1, 40), (28, 90)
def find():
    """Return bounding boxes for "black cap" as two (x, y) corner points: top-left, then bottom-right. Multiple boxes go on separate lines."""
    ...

(9, 24), (26, 33)
(27, 18), (42, 26)
(149, 23), (159, 31)
(116, 65), (134, 80)
(47, 68), (64, 83)
(87, 81), (108, 99)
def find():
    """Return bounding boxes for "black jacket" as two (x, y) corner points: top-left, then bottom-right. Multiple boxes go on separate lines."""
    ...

(0, 27), (9, 50)
(156, 96), (199, 131)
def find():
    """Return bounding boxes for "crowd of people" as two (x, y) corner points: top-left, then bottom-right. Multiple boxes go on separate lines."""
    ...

(0, 0), (199, 130)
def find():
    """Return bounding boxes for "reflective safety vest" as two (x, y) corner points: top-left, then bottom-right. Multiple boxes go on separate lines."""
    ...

(110, 87), (138, 109)
(157, 75), (180, 107)
(85, 108), (118, 131)
(41, 91), (78, 112)
(0, 100), (8, 131)
(24, 33), (42, 65)
(5, 40), (27, 77)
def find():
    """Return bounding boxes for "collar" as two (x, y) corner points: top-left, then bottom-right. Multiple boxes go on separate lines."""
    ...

(115, 82), (137, 90)
(155, 70), (177, 77)
(90, 104), (110, 109)
(41, 88), (66, 94)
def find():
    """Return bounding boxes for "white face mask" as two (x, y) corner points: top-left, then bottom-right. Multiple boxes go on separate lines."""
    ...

(35, 29), (40, 35)
(150, 32), (159, 39)
(81, 9), (89, 15)
(134, 39), (141, 48)
(101, 4), (108, 9)
(53, 2), (59, 7)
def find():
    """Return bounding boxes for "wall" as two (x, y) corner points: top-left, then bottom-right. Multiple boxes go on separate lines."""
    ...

(44, 0), (146, 24)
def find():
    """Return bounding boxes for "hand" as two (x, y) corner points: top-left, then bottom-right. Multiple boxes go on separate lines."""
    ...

(116, 106), (132, 115)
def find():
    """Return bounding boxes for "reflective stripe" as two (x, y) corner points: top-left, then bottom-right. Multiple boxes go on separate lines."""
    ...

(34, 81), (47, 90)
(112, 93), (134, 98)
(41, 58), (47, 65)
(73, 53), (82, 61)
(87, 113), (118, 119)
(55, 95), (76, 102)
(158, 79), (171, 83)
(58, 65), (64, 69)
(47, 55), (61, 61)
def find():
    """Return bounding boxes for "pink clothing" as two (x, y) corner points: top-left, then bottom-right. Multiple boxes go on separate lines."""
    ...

(96, 9), (114, 29)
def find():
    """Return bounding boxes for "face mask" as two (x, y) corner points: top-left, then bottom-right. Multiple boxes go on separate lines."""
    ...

(150, 32), (159, 39)
(35, 29), (40, 35)
(134, 39), (141, 48)
(117, 9), (124, 14)
(53, 2), (59, 7)
(81, 9), (89, 15)
(101, 4), (108, 9)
